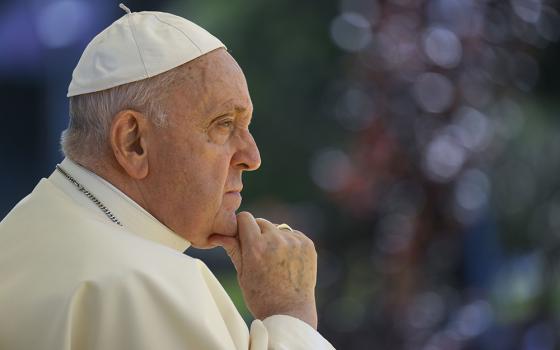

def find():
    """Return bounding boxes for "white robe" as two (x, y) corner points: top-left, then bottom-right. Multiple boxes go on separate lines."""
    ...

(0, 158), (335, 349)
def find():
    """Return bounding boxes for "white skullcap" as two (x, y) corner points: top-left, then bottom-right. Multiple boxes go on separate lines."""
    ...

(67, 4), (225, 97)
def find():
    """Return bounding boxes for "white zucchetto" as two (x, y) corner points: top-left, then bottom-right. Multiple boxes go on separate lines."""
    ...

(67, 4), (225, 97)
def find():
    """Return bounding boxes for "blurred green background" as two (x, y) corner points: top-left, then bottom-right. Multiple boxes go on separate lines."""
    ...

(1, 0), (560, 348)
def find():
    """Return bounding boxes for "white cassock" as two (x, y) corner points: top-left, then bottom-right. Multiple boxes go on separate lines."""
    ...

(0, 158), (335, 349)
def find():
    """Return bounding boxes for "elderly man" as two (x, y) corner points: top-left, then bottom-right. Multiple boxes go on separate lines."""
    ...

(0, 5), (335, 350)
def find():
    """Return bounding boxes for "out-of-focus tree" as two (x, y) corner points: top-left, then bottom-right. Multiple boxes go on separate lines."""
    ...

(315, 0), (560, 348)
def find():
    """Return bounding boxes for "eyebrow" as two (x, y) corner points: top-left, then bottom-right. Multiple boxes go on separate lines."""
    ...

(219, 100), (251, 114)
(209, 101), (253, 122)
(204, 100), (253, 126)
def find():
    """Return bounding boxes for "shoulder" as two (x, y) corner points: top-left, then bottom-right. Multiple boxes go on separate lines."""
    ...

(0, 177), (203, 289)
(0, 178), (245, 349)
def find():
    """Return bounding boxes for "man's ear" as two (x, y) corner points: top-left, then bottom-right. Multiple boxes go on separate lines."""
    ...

(109, 110), (150, 179)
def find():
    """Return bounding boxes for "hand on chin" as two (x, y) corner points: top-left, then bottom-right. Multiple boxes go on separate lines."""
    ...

(207, 213), (239, 248)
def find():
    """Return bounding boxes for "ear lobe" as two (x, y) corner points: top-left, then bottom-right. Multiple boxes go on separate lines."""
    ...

(110, 110), (150, 180)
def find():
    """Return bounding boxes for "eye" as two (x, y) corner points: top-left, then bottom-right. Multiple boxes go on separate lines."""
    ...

(218, 119), (234, 129)
(207, 116), (235, 145)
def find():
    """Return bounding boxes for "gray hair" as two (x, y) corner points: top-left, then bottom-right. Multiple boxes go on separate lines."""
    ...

(60, 67), (185, 160)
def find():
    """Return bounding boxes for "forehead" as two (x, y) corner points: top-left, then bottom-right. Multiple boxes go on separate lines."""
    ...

(166, 49), (252, 122)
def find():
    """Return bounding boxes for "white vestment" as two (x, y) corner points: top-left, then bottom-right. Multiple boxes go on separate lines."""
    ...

(0, 158), (335, 349)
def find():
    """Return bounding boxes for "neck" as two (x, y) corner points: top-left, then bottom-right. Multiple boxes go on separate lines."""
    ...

(72, 156), (151, 215)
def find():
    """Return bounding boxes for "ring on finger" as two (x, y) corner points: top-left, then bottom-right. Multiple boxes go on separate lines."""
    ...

(276, 223), (294, 232)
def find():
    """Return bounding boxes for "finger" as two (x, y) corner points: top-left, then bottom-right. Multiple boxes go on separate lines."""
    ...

(255, 217), (277, 233)
(208, 233), (237, 250)
(292, 230), (315, 247)
(237, 212), (262, 246)
(208, 234), (242, 271)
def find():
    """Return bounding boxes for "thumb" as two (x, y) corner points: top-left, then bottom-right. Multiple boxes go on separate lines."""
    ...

(208, 234), (242, 272)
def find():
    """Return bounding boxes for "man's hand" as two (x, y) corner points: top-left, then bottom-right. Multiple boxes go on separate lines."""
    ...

(208, 212), (318, 329)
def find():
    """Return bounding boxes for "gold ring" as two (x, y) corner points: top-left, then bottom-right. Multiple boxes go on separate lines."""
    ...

(276, 223), (293, 232)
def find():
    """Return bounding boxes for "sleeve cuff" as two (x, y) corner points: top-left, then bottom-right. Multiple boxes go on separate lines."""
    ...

(251, 314), (335, 349)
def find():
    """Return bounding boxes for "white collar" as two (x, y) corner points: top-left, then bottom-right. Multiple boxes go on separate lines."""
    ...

(49, 158), (191, 252)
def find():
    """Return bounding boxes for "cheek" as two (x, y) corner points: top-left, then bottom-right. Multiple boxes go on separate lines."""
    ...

(151, 130), (236, 239)
(175, 152), (231, 216)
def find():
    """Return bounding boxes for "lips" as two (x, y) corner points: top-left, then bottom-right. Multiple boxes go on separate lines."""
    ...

(226, 185), (243, 193)
(224, 191), (242, 210)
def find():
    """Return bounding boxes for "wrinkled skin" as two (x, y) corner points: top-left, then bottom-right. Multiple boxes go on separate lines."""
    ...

(209, 212), (318, 329)
(91, 48), (318, 328)
(142, 48), (261, 247)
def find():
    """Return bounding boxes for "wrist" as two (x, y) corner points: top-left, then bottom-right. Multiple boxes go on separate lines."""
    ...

(257, 302), (318, 329)
(280, 309), (318, 330)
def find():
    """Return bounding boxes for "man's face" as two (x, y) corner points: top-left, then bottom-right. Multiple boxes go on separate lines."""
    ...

(145, 48), (261, 248)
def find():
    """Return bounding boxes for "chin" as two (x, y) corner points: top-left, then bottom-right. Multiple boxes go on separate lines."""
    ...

(211, 211), (238, 236)
(184, 211), (238, 249)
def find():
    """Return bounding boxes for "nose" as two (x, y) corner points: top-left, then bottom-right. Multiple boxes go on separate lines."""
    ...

(233, 129), (261, 171)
